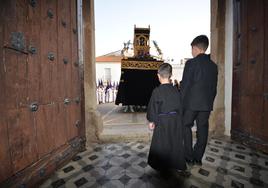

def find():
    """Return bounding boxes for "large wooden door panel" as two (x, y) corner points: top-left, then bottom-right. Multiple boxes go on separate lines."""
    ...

(0, 0), (85, 187)
(232, 0), (268, 152)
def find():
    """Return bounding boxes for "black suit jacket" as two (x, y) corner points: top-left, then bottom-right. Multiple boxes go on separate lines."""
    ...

(180, 54), (218, 111)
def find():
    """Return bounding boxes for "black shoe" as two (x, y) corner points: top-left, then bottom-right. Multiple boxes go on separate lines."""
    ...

(176, 170), (191, 178)
(186, 159), (195, 167)
(194, 160), (202, 166)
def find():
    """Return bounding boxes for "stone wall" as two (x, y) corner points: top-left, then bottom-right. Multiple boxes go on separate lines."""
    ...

(210, 0), (226, 137)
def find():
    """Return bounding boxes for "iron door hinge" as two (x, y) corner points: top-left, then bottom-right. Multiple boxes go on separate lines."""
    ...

(4, 32), (28, 54)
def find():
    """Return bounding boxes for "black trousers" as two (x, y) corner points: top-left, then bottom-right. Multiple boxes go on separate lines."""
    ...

(183, 110), (210, 161)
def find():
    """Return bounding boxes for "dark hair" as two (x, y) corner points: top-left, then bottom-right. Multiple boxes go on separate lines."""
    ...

(158, 63), (172, 78)
(191, 35), (209, 51)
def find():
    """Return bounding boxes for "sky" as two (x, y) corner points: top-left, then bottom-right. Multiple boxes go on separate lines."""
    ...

(94, 0), (210, 62)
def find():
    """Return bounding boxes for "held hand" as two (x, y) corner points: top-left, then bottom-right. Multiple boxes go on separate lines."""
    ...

(148, 122), (155, 130)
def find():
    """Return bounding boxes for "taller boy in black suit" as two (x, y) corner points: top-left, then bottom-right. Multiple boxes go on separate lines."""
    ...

(180, 35), (218, 166)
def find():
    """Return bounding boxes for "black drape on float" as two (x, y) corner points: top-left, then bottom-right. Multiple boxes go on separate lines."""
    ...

(115, 60), (162, 106)
(115, 69), (159, 106)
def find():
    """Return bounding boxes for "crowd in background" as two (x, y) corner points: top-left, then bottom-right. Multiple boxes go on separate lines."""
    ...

(96, 79), (180, 105)
(96, 80), (119, 104)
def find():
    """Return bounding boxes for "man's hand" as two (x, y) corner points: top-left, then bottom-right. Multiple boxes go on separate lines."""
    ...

(148, 122), (155, 130)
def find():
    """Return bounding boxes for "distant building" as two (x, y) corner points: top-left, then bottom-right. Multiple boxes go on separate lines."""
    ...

(170, 58), (190, 82)
(95, 50), (122, 85)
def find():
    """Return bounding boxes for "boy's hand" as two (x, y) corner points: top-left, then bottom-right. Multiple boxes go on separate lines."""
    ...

(148, 122), (155, 130)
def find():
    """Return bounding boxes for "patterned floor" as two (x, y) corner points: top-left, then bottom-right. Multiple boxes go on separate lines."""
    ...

(40, 137), (268, 188)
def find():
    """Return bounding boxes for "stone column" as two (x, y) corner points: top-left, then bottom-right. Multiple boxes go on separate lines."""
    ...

(82, 0), (103, 145)
(224, 0), (233, 136)
(210, 0), (226, 136)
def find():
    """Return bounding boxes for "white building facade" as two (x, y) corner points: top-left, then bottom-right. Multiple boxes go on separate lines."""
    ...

(95, 51), (122, 85)
(170, 58), (189, 83)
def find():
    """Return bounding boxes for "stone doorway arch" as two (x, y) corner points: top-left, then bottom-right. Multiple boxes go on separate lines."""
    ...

(82, 0), (227, 146)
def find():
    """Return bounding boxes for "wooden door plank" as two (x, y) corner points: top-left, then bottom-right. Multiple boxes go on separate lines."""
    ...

(232, 0), (248, 132)
(55, 0), (71, 102)
(0, 116), (13, 182)
(27, 0), (41, 102)
(239, 0), (248, 96)
(247, 0), (264, 95)
(65, 103), (80, 141)
(247, 0), (265, 138)
(231, 76), (241, 130)
(0, 2), (5, 111)
(57, 0), (76, 142)
(70, 0), (84, 138)
(16, 0), (28, 105)
(3, 1), (18, 110)
(63, 0), (72, 99)
(72, 0), (84, 140)
(53, 103), (67, 148)
(39, 0), (57, 103)
(50, 1), (61, 102)
(70, 0), (80, 99)
(7, 108), (38, 173)
(237, 0), (249, 134)
(35, 104), (56, 157)
(263, 0), (268, 141)
(58, 0), (81, 142)
(232, 0), (242, 131)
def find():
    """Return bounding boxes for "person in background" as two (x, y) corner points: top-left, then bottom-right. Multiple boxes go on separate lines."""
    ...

(173, 79), (179, 89)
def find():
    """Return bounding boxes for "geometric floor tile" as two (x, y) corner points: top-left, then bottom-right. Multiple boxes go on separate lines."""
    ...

(40, 137), (268, 188)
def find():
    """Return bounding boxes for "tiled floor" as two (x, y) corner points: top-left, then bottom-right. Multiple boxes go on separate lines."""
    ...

(40, 137), (268, 188)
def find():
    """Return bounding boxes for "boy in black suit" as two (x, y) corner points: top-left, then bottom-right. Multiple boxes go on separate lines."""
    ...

(180, 35), (218, 166)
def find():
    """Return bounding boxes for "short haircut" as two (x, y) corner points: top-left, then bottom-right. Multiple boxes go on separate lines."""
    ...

(158, 63), (172, 78)
(191, 35), (209, 51)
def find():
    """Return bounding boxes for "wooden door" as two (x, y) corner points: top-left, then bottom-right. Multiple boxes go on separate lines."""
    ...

(0, 0), (85, 187)
(232, 0), (268, 153)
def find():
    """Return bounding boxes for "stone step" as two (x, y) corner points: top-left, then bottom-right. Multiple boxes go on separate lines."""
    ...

(99, 123), (152, 143)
